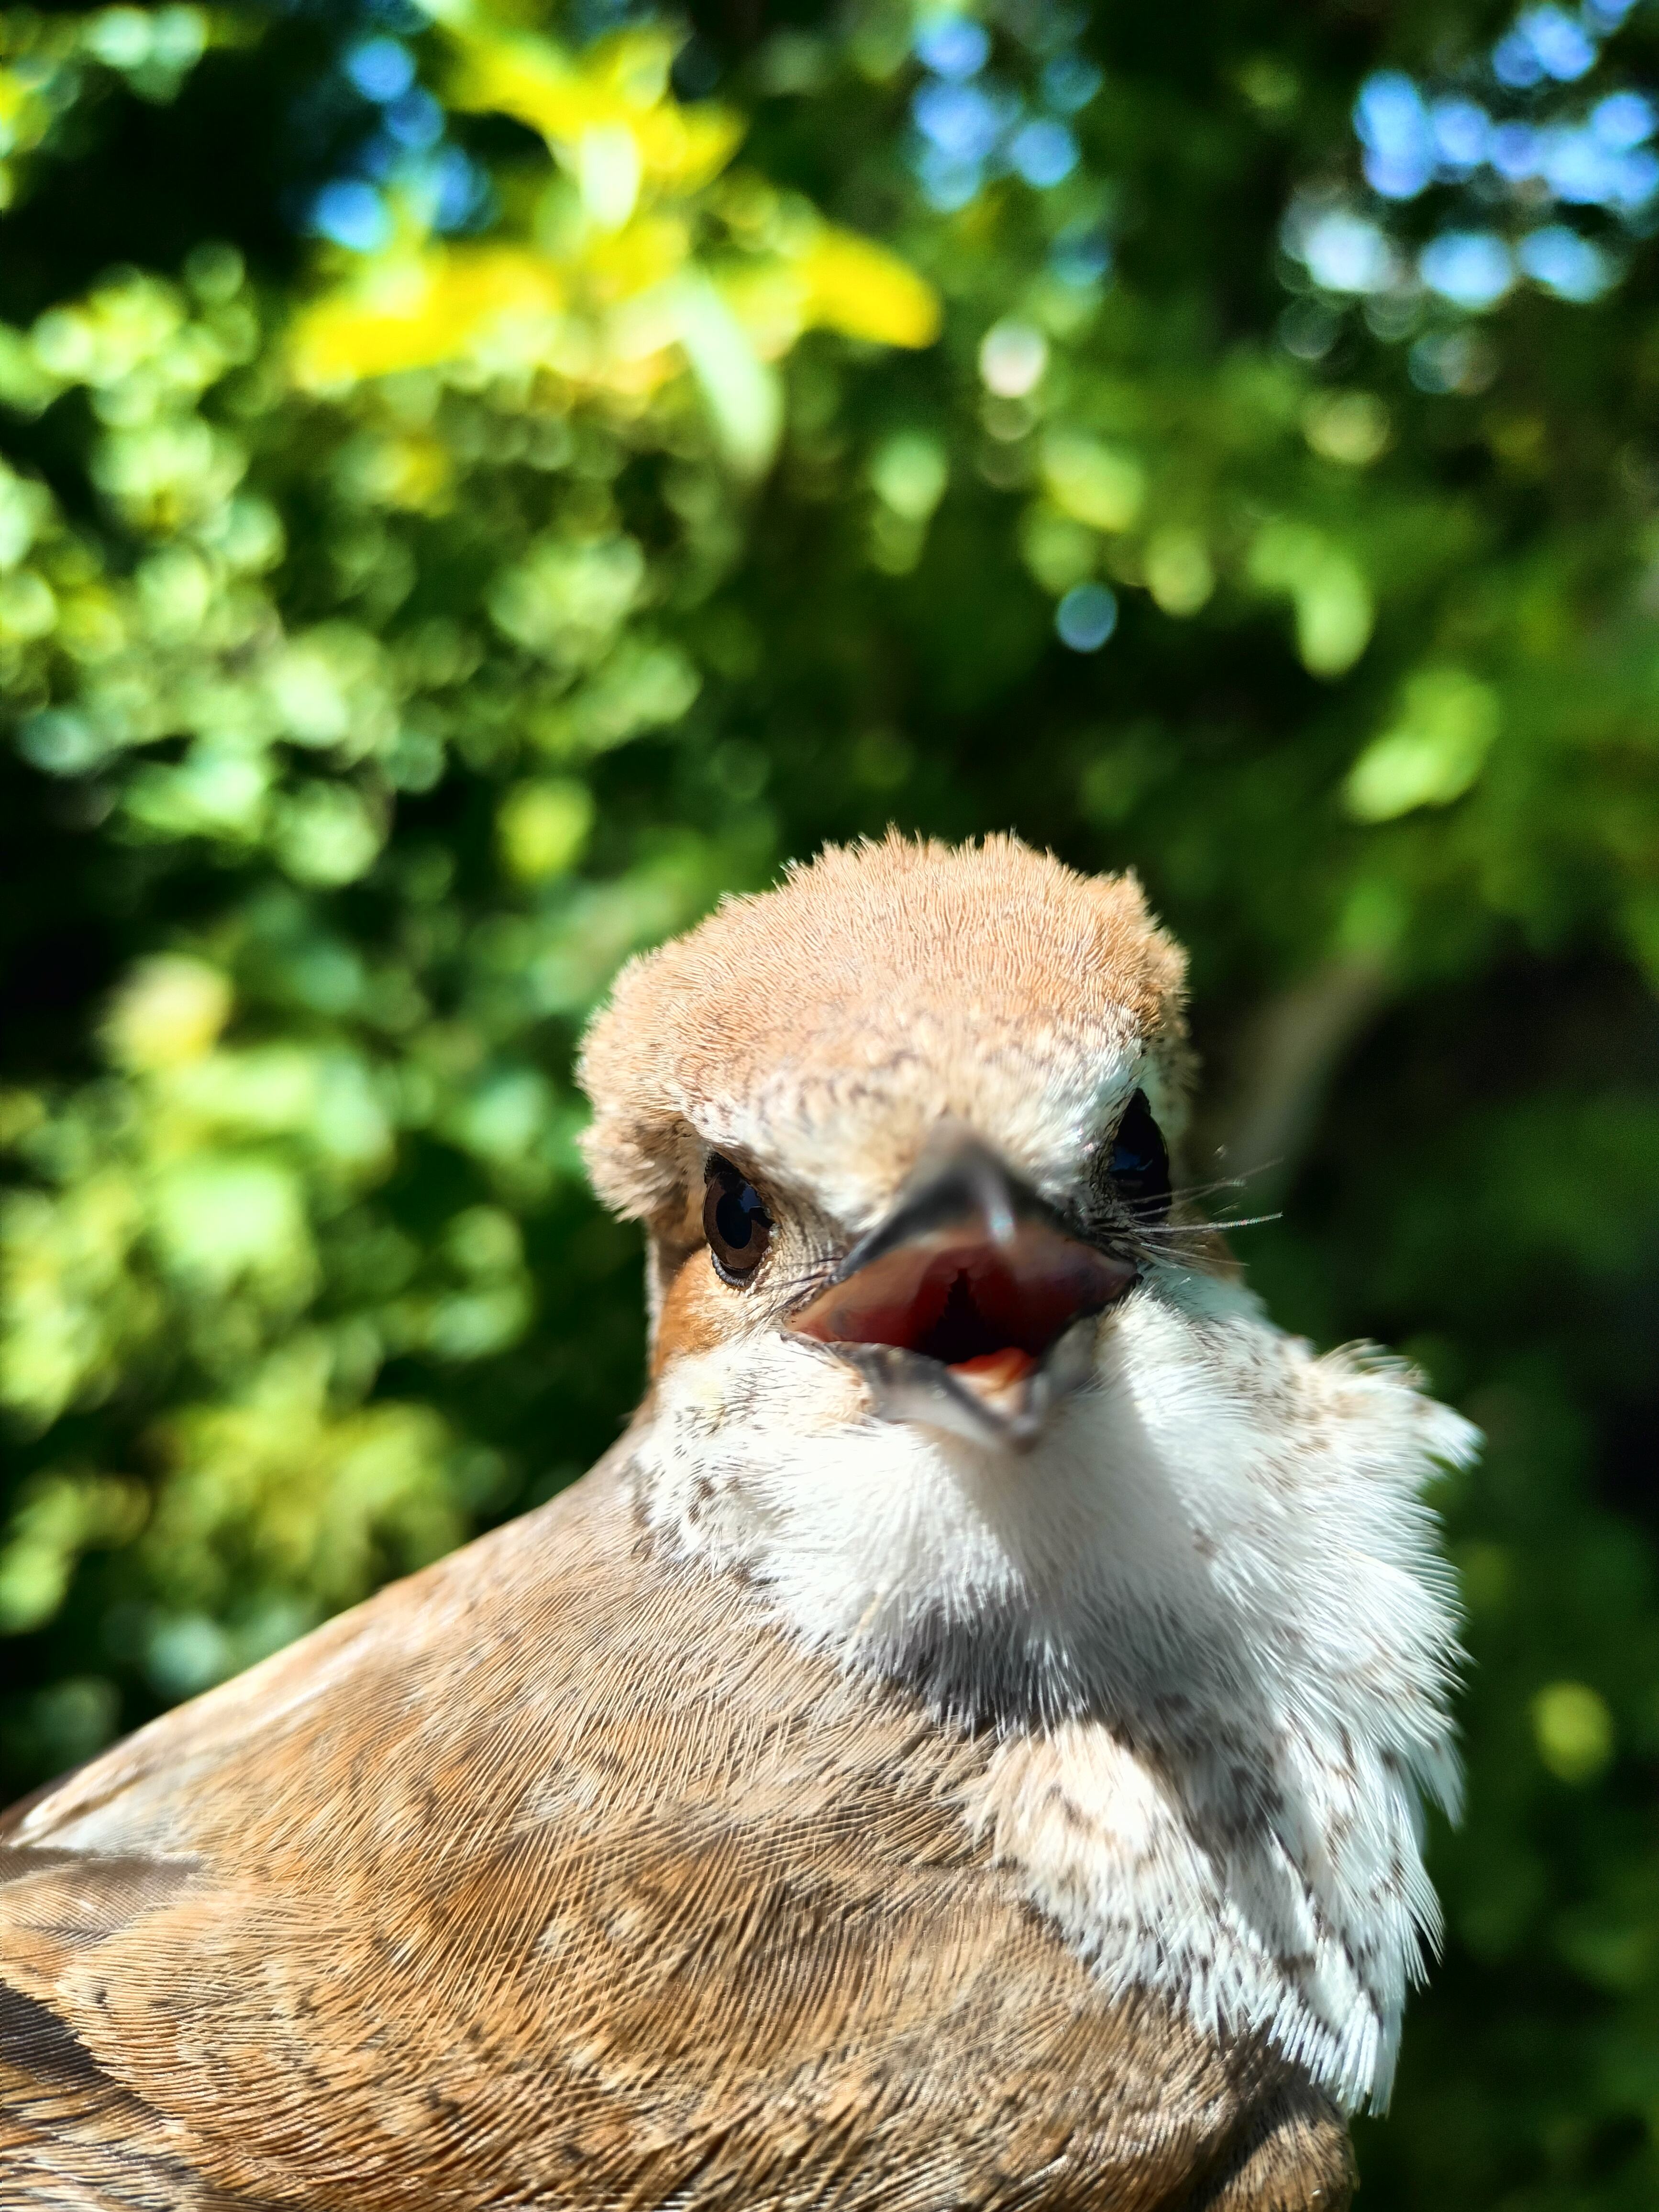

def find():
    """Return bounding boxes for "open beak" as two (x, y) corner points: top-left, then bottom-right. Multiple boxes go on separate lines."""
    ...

(789, 1132), (1137, 1448)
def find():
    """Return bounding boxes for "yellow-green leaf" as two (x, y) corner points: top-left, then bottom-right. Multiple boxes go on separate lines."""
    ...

(1344, 667), (1501, 821)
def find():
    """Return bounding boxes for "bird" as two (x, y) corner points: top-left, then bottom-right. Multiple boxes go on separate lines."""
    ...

(0, 832), (1471, 2211)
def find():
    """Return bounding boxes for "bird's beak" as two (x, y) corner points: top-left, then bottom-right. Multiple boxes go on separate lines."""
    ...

(789, 1132), (1137, 1448)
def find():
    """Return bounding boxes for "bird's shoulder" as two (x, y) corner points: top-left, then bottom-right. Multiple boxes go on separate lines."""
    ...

(0, 1446), (1351, 2210)
(0, 1440), (661, 1862)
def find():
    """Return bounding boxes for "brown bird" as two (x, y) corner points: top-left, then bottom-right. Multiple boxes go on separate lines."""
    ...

(0, 834), (1469, 2210)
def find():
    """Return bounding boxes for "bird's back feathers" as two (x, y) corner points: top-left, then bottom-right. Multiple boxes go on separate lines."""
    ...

(0, 1451), (1352, 2210)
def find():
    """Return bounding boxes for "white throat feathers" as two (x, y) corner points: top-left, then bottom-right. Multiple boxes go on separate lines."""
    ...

(579, 833), (1472, 2113)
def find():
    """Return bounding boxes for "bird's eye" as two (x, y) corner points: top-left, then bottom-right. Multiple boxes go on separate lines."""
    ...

(704, 1158), (773, 1285)
(1108, 1091), (1171, 1223)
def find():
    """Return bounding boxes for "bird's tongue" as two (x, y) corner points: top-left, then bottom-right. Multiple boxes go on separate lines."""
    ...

(792, 1221), (1131, 1372)
(951, 1345), (1040, 1388)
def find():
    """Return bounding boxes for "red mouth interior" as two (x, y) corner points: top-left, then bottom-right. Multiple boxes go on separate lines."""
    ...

(793, 1225), (1133, 1373)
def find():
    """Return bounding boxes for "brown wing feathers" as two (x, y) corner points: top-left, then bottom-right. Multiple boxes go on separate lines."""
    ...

(0, 1462), (1350, 2210)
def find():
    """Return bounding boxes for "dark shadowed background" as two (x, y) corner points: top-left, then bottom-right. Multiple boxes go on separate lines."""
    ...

(2, 0), (1658, 2202)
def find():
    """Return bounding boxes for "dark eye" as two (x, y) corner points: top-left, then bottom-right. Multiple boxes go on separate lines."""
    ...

(704, 1157), (773, 1285)
(1108, 1091), (1171, 1223)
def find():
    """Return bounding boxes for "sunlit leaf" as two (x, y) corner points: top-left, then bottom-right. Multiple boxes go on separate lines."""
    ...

(1344, 667), (1501, 821)
(446, 24), (742, 195)
(1249, 519), (1374, 676)
(289, 247), (565, 388)
(792, 227), (942, 349)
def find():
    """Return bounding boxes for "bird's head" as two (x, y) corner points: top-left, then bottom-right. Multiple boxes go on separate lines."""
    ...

(581, 832), (1195, 1450)
(581, 831), (1465, 1727)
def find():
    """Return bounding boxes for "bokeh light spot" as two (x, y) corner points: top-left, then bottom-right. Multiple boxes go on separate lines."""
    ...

(913, 14), (989, 80)
(1055, 582), (1118, 652)
(345, 37), (415, 105)
(311, 179), (391, 254)
(1533, 1681), (1615, 1784)
(978, 320), (1048, 397)
(1008, 118), (1079, 188)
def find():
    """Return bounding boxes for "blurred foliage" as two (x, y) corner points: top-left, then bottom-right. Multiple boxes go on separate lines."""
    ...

(0, 0), (1657, 2204)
